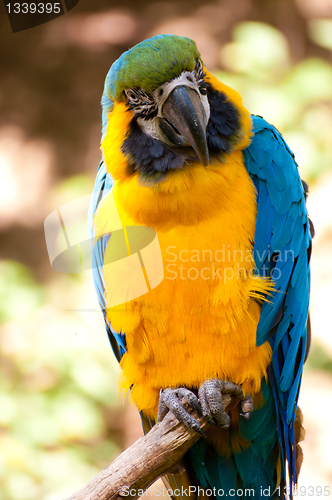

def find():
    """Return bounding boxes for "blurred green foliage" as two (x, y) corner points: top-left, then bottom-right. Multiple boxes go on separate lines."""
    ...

(305, 343), (332, 373)
(216, 21), (332, 181)
(1, 14), (332, 500)
(0, 220), (122, 499)
(0, 261), (44, 323)
(309, 19), (332, 51)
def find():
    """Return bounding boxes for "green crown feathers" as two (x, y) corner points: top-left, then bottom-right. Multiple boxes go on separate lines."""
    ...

(104, 34), (201, 102)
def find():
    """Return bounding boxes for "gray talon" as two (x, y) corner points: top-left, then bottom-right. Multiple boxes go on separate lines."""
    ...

(239, 394), (254, 420)
(198, 378), (254, 428)
(157, 387), (206, 438)
(199, 379), (230, 428)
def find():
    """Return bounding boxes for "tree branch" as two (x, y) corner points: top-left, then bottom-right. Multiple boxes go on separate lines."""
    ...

(64, 410), (209, 500)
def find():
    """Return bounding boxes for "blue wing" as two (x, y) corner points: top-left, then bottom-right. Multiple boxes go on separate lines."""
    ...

(88, 160), (127, 361)
(243, 116), (312, 487)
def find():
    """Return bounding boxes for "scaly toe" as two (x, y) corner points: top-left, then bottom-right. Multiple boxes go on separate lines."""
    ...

(157, 387), (206, 438)
(198, 379), (231, 428)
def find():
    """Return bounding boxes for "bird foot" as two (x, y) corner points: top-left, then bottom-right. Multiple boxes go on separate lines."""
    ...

(157, 387), (206, 437)
(157, 379), (253, 437)
(198, 379), (253, 428)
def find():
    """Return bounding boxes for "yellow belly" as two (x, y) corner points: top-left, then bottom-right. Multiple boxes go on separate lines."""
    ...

(96, 153), (272, 418)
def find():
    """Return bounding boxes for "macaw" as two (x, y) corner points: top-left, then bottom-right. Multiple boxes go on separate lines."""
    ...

(88, 35), (312, 500)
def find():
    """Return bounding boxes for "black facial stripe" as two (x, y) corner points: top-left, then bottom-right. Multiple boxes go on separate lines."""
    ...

(125, 88), (158, 121)
(192, 59), (209, 96)
(195, 59), (206, 82)
(206, 87), (241, 155)
(122, 119), (184, 177)
(129, 105), (158, 120)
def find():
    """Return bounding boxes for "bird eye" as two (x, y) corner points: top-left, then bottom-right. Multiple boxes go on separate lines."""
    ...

(200, 87), (208, 96)
(125, 89), (138, 101)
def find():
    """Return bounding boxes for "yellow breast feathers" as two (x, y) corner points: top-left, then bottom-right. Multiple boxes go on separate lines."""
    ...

(94, 154), (272, 419)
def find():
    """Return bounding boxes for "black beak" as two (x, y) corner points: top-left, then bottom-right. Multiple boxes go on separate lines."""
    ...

(161, 85), (209, 166)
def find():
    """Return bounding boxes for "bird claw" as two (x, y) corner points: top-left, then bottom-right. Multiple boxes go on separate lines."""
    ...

(157, 380), (253, 436)
(198, 379), (253, 428)
(157, 387), (206, 438)
(239, 396), (254, 420)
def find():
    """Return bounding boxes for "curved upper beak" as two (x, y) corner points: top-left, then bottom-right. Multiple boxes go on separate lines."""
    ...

(161, 85), (209, 166)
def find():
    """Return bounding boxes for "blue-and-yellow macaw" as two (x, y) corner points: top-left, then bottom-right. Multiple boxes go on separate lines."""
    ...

(88, 35), (312, 499)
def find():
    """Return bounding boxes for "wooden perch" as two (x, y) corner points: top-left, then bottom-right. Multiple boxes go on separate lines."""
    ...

(64, 410), (210, 500)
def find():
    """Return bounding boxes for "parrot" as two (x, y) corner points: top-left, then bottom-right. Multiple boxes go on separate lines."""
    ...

(88, 35), (312, 500)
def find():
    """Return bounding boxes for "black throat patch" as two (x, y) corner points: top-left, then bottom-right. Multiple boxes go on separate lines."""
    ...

(121, 119), (185, 181)
(206, 87), (241, 155)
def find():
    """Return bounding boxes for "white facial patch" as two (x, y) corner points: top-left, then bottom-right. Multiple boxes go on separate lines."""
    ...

(153, 71), (210, 125)
(137, 116), (163, 141)
(137, 70), (211, 143)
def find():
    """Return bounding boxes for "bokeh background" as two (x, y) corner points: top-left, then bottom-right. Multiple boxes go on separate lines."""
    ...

(1, 0), (332, 499)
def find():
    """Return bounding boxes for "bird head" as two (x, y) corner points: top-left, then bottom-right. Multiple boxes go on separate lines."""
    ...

(101, 35), (252, 185)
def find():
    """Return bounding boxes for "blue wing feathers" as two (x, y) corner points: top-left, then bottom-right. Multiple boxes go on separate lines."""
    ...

(266, 160), (290, 193)
(244, 115), (311, 489)
(270, 213), (287, 248)
(88, 161), (127, 361)
(253, 183), (272, 259)
(205, 451), (239, 499)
